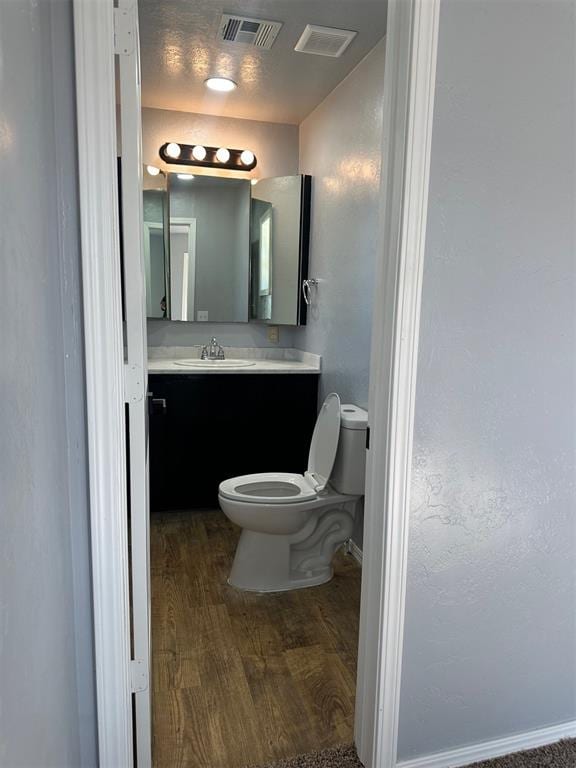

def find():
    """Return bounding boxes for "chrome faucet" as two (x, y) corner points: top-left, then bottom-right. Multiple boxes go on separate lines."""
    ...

(200, 336), (225, 361)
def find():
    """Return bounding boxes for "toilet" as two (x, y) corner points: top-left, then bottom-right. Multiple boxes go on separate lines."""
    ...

(218, 393), (368, 592)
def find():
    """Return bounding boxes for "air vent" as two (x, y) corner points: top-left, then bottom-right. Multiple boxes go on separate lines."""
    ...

(294, 24), (357, 57)
(219, 14), (282, 49)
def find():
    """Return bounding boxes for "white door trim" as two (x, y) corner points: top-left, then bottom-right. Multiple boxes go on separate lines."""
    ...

(355, 1), (440, 767)
(73, 0), (133, 765)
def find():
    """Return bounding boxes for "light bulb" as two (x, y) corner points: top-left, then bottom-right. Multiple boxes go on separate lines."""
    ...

(177, 174), (195, 181)
(165, 142), (181, 159)
(192, 145), (207, 161)
(216, 147), (230, 163)
(205, 77), (237, 93)
(146, 165), (160, 176)
(240, 150), (255, 166)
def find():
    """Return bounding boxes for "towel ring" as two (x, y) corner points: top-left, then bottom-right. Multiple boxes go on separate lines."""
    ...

(302, 278), (319, 306)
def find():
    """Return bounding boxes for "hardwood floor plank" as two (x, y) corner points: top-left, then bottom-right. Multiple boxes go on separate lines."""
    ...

(151, 510), (361, 768)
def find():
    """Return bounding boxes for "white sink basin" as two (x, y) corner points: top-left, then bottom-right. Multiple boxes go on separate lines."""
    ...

(173, 359), (256, 369)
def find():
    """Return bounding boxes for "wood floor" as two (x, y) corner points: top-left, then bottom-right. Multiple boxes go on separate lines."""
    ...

(151, 510), (362, 768)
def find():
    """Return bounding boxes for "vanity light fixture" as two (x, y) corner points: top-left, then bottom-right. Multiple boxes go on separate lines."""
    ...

(159, 142), (257, 171)
(192, 145), (207, 161)
(177, 173), (195, 180)
(165, 142), (182, 159)
(215, 147), (231, 163)
(146, 165), (161, 176)
(205, 76), (237, 93)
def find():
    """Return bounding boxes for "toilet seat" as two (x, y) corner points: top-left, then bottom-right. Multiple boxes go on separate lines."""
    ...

(219, 472), (318, 505)
(218, 393), (342, 506)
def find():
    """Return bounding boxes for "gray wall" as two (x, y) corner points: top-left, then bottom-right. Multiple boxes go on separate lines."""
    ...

(0, 1), (97, 765)
(398, 0), (576, 760)
(297, 39), (386, 407)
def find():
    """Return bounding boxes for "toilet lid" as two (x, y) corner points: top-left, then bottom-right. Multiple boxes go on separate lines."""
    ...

(306, 393), (341, 492)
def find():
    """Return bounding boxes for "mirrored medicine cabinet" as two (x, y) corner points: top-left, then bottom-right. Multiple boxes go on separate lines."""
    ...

(142, 169), (311, 327)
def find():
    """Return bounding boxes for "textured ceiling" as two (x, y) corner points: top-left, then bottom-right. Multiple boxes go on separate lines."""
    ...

(138, 0), (388, 125)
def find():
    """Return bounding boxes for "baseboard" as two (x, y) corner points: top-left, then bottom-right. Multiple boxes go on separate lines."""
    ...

(345, 539), (363, 566)
(397, 720), (576, 768)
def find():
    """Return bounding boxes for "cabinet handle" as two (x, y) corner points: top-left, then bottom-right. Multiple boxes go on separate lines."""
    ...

(148, 392), (167, 415)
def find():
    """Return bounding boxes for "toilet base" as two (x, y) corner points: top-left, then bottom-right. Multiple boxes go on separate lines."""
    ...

(227, 503), (355, 592)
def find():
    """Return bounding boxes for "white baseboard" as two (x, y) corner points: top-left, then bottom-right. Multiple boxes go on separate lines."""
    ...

(345, 539), (363, 566)
(397, 720), (576, 768)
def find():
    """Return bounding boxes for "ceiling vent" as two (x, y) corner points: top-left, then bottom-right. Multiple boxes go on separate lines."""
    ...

(294, 24), (357, 57)
(219, 14), (282, 49)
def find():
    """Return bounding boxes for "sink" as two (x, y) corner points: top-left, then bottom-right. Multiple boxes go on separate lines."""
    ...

(173, 359), (256, 369)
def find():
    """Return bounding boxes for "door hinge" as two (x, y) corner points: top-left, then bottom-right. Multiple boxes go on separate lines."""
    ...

(124, 363), (145, 403)
(366, 425), (371, 450)
(114, 7), (135, 56)
(130, 659), (149, 693)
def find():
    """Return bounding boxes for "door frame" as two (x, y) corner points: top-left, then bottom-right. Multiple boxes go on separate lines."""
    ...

(72, 0), (439, 766)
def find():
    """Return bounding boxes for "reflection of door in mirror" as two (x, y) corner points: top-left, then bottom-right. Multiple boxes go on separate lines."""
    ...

(258, 206), (272, 320)
(169, 220), (196, 322)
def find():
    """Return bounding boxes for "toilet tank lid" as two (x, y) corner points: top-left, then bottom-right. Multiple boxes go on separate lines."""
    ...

(340, 404), (368, 430)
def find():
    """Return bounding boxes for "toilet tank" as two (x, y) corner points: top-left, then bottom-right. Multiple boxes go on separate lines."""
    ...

(330, 404), (368, 495)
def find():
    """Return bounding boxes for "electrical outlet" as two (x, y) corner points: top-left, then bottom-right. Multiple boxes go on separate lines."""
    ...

(197, 310), (209, 321)
(267, 326), (279, 344)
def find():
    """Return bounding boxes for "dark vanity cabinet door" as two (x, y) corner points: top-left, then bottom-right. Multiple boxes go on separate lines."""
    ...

(149, 374), (319, 512)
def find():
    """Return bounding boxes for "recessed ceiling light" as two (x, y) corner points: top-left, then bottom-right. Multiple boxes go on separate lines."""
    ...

(177, 174), (195, 181)
(205, 77), (237, 93)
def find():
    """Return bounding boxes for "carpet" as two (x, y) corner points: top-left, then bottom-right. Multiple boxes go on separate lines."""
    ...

(249, 739), (576, 768)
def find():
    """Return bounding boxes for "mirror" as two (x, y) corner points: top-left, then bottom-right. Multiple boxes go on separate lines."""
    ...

(250, 175), (310, 326)
(142, 167), (169, 319)
(168, 174), (250, 323)
(143, 172), (310, 325)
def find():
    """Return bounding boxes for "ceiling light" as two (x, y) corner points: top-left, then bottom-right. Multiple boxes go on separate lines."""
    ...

(192, 145), (207, 161)
(205, 77), (237, 93)
(146, 165), (160, 176)
(177, 174), (195, 181)
(165, 142), (181, 159)
(216, 147), (231, 163)
(240, 150), (255, 166)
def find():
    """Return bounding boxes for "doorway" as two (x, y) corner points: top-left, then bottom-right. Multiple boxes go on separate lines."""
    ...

(72, 0), (440, 766)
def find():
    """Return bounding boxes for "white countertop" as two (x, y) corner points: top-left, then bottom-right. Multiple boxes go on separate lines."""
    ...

(147, 347), (321, 375)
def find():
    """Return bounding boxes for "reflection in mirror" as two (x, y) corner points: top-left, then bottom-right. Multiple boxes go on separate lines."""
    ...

(143, 166), (169, 319)
(250, 175), (311, 326)
(169, 174), (250, 323)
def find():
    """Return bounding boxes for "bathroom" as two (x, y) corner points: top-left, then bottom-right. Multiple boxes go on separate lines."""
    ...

(131, 1), (386, 766)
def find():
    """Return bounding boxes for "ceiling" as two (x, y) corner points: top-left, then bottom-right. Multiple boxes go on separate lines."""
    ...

(138, 0), (388, 125)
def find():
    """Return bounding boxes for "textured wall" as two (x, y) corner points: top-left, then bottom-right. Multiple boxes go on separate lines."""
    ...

(141, 107), (300, 345)
(398, 0), (576, 760)
(297, 39), (385, 407)
(0, 0), (97, 766)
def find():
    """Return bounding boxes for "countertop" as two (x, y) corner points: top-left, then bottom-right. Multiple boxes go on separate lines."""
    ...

(147, 346), (321, 375)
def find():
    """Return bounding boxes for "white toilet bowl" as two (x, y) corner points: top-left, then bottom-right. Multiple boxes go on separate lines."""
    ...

(218, 394), (368, 592)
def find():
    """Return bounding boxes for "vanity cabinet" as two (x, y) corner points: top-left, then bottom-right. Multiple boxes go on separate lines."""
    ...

(149, 373), (320, 512)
